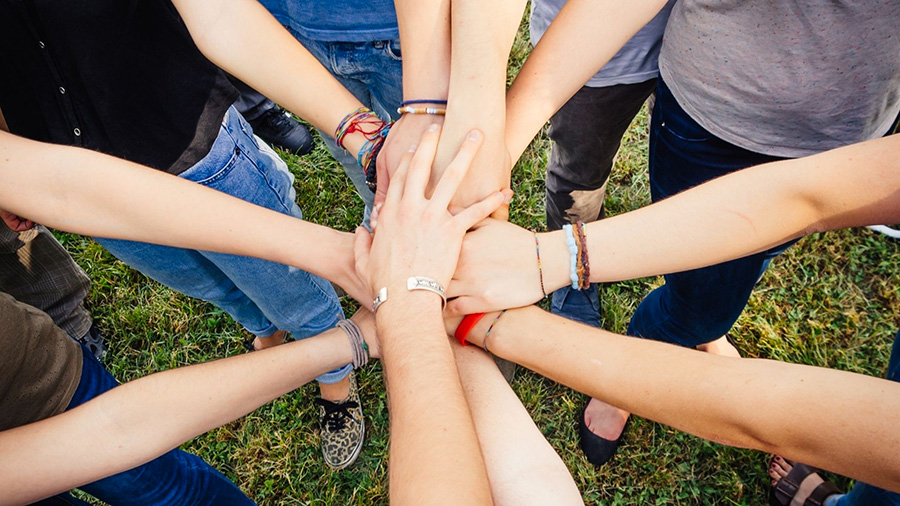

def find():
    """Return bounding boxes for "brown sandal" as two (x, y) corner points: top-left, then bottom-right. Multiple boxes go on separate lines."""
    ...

(769, 458), (841, 506)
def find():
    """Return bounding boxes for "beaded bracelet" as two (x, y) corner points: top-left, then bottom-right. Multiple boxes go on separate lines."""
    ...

(533, 231), (547, 298)
(562, 224), (579, 290)
(397, 105), (447, 116)
(483, 310), (508, 355)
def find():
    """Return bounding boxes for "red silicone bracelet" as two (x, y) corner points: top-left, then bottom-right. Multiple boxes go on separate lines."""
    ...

(454, 313), (487, 346)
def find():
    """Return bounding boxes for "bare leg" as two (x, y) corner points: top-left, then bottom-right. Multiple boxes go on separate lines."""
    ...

(453, 344), (584, 506)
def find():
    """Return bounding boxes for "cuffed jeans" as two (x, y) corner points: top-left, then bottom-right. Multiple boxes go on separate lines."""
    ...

(96, 106), (350, 384)
(626, 76), (790, 346)
(64, 344), (255, 505)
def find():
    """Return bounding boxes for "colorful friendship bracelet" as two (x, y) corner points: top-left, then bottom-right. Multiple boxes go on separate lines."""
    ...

(483, 310), (508, 355)
(533, 231), (547, 298)
(455, 313), (487, 346)
(576, 221), (591, 290)
(396, 105), (447, 116)
(334, 107), (391, 191)
(563, 224), (579, 290)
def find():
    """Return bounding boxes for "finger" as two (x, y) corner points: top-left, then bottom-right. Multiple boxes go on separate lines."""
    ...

(446, 296), (488, 317)
(374, 151), (390, 209)
(404, 123), (442, 196)
(453, 191), (510, 233)
(489, 203), (510, 222)
(430, 129), (484, 208)
(385, 147), (415, 206)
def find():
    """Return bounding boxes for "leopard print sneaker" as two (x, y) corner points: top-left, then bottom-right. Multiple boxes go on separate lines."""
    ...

(315, 371), (365, 469)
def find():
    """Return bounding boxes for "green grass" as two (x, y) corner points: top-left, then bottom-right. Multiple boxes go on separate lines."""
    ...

(62, 12), (900, 506)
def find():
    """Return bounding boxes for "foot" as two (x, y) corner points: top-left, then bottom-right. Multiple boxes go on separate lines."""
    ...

(248, 107), (315, 155)
(316, 372), (365, 470)
(769, 456), (843, 505)
(696, 335), (741, 358)
(247, 329), (289, 352)
(579, 397), (630, 466)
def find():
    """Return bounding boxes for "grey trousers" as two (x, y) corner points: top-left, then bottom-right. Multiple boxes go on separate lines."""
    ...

(0, 225), (91, 340)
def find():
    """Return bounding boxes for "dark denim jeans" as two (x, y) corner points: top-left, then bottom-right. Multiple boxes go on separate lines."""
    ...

(627, 77), (791, 346)
(545, 80), (658, 328)
(53, 345), (255, 505)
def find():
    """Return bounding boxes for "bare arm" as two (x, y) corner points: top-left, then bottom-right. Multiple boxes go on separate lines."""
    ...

(374, 0), (451, 206)
(0, 131), (369, 305)
(505, 0), (667, 161)
(433, 0), (527, 218)
(0, 310), (374, 506)
(353, 127), (507, 505)
(449, 134), (900, 313)
(460, 306), (900, 493)
(171, 0), (372, 156)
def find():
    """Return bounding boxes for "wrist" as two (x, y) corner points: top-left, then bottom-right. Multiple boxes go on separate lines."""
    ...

(541, 230), (571, 292)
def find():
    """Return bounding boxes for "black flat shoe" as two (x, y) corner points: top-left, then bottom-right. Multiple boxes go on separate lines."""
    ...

(578, 401), (628, 467)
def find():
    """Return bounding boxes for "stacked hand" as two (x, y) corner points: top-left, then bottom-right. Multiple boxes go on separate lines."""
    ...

(353, 123), (512, 307)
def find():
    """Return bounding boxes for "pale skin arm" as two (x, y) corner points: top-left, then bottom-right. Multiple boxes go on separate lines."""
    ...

(505, 0), (667, 161)
(0, 131), (370, 306)
(353, 127), (509, 505)
(0, 309), (376, 506)
(449, 134), (900, 313)
(374, 0), (451, 207)
(171, 0), (372, 157)
(453, 344), (584, 506)
(459, 306), (900, 493)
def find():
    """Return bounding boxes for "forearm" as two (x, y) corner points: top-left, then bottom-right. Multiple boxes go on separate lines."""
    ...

(505, 0), (666, 161)
(0, 132), (357, 291)
(0, 330), (352, 505)
(380, 295), (491, 505)
(432, 0), (526, 205)
(480, 306), (900, 492)
(395, 0), (451, 101)
(172, 0), (369, 156)
(538, 135), (900, 291)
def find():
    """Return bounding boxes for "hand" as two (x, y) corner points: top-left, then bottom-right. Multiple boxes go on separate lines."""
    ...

(446, 218), (544, 315)
(431, 128), (512, 221)
(354, 124), (511, 298)
(374, 113), (446, 209)
(0, 210), (34, 231)
(350, 307), (380, 359)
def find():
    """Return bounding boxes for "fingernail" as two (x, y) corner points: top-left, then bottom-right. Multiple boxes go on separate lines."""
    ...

(408, 144), (417, 152)
(428, 123), (440, 132)
(500, 191), (511, 204)
(467, 130), (482, 141)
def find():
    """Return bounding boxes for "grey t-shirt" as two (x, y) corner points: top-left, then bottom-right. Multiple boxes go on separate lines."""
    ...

(530, 0), (676, 87)
(660, 0), (900, 158)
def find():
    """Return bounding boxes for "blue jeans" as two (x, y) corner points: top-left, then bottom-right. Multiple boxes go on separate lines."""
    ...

(290, 31), (404, 212)
(627, 77), (792, 346)
(96, 107), (350, 384)
(59, 345), (255, 505)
